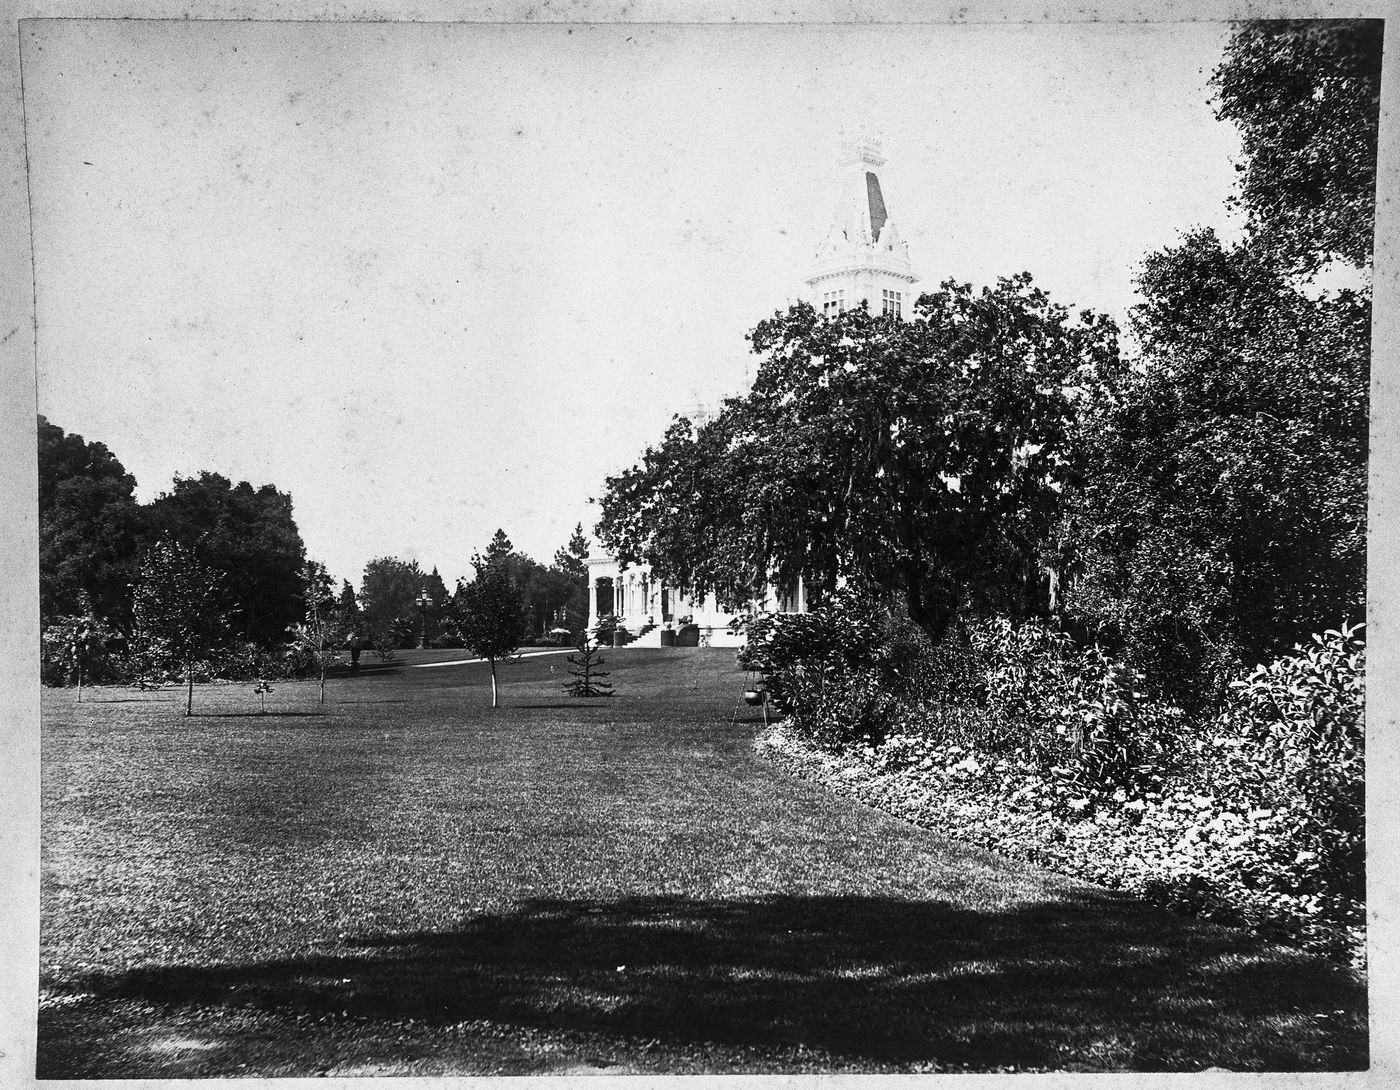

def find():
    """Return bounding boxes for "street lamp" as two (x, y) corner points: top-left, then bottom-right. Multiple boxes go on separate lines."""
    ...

(416, 589), (431, 649)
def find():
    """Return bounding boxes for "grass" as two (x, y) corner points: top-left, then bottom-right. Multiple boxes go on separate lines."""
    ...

(39, 648), (1366, 1075)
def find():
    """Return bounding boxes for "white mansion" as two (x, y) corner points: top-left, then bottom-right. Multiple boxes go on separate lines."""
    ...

(587, 136), (921, 646)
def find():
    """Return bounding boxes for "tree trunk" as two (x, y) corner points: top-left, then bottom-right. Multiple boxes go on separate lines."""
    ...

(76, 656), (83, 704)
(319, 664), (326, 706)
(490, 660), (498, 708)
(186, 664), (194, 717)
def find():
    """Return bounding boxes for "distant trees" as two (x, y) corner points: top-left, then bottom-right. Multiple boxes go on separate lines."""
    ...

(130, 538), (227, 716)
(550, 523), (593, 636)
(358, 557), (425, 652)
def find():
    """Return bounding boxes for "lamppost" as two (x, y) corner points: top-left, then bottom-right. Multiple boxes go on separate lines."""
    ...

(416, 589), (431, 649)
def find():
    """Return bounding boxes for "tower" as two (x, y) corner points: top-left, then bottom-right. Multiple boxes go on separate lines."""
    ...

(804, 135), (919, 319)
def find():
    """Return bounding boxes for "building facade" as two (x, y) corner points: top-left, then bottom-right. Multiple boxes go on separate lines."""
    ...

(587, 136), (919, 647)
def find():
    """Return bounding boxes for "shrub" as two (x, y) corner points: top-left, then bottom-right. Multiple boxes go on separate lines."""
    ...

(1198, 622), (1365, 902)
(739, 589), (900, 750)
(970, 617), (1185, 791)
(593, 612), (620, 645)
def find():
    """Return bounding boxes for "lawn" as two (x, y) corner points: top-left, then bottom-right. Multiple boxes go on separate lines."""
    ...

(38, 648), (1366, 1075)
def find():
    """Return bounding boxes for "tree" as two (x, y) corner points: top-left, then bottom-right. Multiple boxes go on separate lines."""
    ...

(563, 637), (613, 697)
(600, 281), (1120, 640)
(358, 556), (424, 651)
(131, 538), (227, 716)
(42, 595), (113, 701)
(476, 528), (554, 636)
(449, 557), (525, 708)
(38, 416), (143, 625)
(1061, 228), (1368, 707)
(550, 523), (593, 635)
(143, 472), (307, 646)
(1211, 19), (1382, 274)
(292, 561), (349, 705)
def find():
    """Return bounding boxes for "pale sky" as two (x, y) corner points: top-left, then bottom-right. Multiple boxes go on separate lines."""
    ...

(22, 19), (1242, 588)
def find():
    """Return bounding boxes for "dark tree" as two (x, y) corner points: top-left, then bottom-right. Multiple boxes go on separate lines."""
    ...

(600, 281), (1119, 640)
(1061, 228), (1368, 707)
(563, 637), (613, 697)
(143, 472), (307, 646)
(358, 556), (424, 651)
(449, 557), (525, 708)
(131, 537), (227, 716)
(550, 523), (593, 635)
(38, 416), (143, 625)
(1211, 19), (1382, 273)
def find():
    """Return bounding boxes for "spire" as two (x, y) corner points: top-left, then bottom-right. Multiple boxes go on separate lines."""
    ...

(805, 134), (918, 318)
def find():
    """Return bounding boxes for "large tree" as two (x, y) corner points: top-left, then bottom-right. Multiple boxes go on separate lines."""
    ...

(143, 472), (307, 646)
(1211, 19), (1382, 274)
(600, 279), (1120, 639)
(1061, 228), (1368, 707)
(38, 416), (143, 624)
(358, 557), (425, 651)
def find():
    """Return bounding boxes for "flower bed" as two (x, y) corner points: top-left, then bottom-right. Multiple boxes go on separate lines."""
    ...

(756, 721), (1365, 968)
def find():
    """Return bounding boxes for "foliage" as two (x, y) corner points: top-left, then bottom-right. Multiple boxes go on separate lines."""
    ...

(359, 556), (425, 650)
(1061, 229), (1368, 709)
(38, 416), (143, 626)
(738, 589), (907, 751)
(601, 278), (1120, 640)
(143, 471), (307, 647)
(130, 537), (228, 716)
(449, 554), (526, 707)
(548, 523), (593, 636)
(40, 604), (117, 693)
(970, 617), (1185, 792)
(563, 638), (614, 697)
(1211, 19), (1381, 274)
(1199, 623), (1365, 903)
(252, 679), (274, 715)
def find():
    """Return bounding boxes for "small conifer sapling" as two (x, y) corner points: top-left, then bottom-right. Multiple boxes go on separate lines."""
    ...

(564, 637), (614, 697)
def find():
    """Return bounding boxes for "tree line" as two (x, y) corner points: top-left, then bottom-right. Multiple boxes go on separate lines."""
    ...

(39, 421), (594, 690)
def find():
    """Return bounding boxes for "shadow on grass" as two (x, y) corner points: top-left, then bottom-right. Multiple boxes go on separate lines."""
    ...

(50, 892), (1365, 1072)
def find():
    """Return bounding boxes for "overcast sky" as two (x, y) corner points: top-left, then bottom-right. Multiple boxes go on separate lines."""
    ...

(23, 19), (1242, 588)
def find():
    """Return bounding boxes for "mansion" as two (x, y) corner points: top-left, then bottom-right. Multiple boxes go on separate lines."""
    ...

(587, 136), (921, 647)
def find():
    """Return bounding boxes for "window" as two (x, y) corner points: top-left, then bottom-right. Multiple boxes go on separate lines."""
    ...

(882, 289), (902, 318)
(822, 290), (845, 316)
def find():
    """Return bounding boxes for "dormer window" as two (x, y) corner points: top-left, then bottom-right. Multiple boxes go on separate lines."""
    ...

(882, 289), (902, 318)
